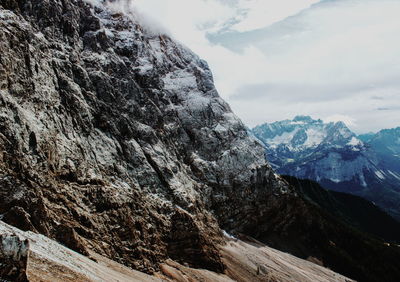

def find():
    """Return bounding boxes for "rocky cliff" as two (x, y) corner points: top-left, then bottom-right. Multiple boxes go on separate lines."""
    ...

(0, 0), (289, 273)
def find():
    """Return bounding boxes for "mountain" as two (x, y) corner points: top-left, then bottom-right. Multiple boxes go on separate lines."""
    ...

(1, 1), (400, 281)
(283, 175), (400, 243)
(358, 132), (376, 143)
(0, 0), (284, 273)
(365, 127), (400, 174)
(252, 116), (400, 221)
(252, 115), (362, 168)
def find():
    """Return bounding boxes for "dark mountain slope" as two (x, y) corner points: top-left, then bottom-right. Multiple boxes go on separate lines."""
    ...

(283, 175), (400, 243)
(365, 127), (400, 175)
(254, 177), (400, 282)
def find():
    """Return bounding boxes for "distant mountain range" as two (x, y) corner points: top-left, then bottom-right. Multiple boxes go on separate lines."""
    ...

(251, 116), (400, 221)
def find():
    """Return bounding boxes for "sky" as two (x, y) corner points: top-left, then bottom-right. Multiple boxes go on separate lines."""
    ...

(131, 0), (400, 133)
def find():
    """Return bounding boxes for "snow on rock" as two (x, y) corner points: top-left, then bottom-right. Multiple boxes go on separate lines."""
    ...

(388, 170), (400, 181)
(375, 170), (386, 180)
(347, 136), (363, 146)
(251, 116), (375, 188)
(252, 116), (400, 222)
(304, 127), (326, 147)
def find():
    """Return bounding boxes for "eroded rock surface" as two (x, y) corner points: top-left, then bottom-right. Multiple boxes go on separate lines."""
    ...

(0, 220), (354, 282)
(0, 0), (289, 273)
(0, 234), (29, 281)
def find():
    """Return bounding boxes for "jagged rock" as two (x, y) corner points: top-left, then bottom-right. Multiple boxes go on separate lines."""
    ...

(56, 225), (90, 256)
(0, 0), (288, 273)
(166, 208), (225, 272)
(0, 234), (29, 281)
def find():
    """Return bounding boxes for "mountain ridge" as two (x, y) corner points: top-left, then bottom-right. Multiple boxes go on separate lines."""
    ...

(251, 115), (400, 221)
(283, 175), (400, 243)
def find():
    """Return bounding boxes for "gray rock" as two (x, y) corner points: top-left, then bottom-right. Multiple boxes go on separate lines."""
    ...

(0, 234), (29, 281)
(0, 0), (290, 273)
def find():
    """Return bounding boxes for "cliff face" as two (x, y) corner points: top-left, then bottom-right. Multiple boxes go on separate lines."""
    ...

(0, 0), (289, 272)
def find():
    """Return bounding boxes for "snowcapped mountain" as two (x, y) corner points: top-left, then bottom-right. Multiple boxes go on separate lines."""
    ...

(252, 116), (400, 220)
(252, 115), (364, 169)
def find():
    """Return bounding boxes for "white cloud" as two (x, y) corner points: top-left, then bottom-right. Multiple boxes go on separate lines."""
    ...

(129, 0), (400, 133)
(325, 114), (356, 127)
(231, 0), (319, 32)
(132, 0), (236, 44)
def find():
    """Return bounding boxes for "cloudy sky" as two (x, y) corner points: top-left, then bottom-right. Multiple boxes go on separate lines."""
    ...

(132, 0), (400, 133)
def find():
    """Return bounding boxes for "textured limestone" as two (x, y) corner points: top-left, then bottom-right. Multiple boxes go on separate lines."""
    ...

(0, 0), (289, 272)
(0, 234), (29, 281)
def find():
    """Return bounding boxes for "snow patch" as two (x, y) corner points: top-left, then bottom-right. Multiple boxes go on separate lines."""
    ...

(329, 178), (341, 183)
(267, 129), (299, 148)
(222, 230), (236, 240)
(214, 124), (227, 133)
(304, 128), (325, 147)
(359, 173), (367, 187)
(347, 136), (362, 146)
(163, 69), (198, 92)
(290, 121), (306, 125)
(388, 170), (400, 180)
(375, 170), (386, 180)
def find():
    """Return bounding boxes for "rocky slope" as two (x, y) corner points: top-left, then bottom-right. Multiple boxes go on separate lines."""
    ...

(363, 127), (400, 175)
(252, 116), (400, 220)
(0, 0), (290, 274)
(1, 1), (400, 281)
(283, 175), (400, 243)
(0, 220), (354, 282)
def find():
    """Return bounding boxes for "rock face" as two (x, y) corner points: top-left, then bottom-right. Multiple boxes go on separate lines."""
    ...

(0, 234), (29, 281)
(252, 116), (400, 221)
(363, 127), (400, 175)
(0, 0), (288, 273)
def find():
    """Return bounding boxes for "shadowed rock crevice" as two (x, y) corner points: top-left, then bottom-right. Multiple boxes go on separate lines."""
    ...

(166, 208), (225, 273)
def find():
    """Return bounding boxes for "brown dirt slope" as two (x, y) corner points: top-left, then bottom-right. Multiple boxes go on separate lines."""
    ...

(0, 220), (353, 282)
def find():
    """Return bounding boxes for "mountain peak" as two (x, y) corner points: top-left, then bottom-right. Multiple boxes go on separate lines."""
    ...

(252, 116), (360, 152)
(293, 115), (313, 122)
(293, 115), (321, 123)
